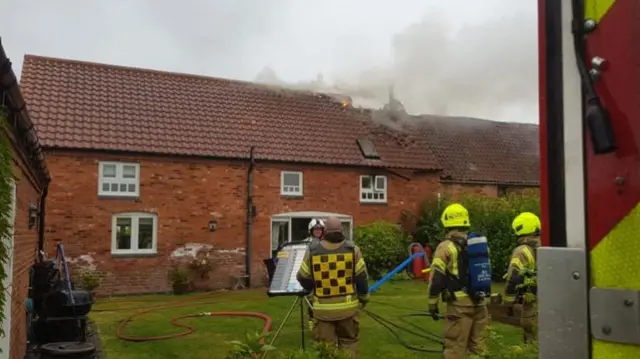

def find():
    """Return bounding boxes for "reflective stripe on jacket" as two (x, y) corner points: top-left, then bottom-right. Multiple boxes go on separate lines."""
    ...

(297, 239), (368, 320)
(504, 236), (539, 303)
(428, 233), (486, 307)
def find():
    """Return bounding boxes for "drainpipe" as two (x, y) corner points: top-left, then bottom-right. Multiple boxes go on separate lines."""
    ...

(37, 185), (48, 262)
(245, 146), (256, 287)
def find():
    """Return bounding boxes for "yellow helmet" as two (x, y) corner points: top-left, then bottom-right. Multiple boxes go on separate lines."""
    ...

(512, 212), (541, 236)
(441, 203), (471, 228)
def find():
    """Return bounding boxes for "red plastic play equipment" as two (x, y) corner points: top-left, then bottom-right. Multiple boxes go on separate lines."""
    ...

(409, 243), (430, 279)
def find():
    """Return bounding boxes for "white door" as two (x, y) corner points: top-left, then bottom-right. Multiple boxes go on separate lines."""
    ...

(270, 218), (291, 258)
(1, 182), (16, 359)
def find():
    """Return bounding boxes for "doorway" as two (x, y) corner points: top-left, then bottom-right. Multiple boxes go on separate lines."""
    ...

(270, 211), (353, 258)
(1, 182), (16, 359)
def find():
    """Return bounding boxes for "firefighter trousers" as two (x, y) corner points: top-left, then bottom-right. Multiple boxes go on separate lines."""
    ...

(313, 315), (359, 358)
(521, 302), (537, 343)
(442, 304), (489, 359)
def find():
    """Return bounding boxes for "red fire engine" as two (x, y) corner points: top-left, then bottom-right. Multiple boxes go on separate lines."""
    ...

(537, 0), (639, 358)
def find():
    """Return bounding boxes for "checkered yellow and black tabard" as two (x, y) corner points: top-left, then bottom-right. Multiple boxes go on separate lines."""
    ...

(311, 252), (355, 298)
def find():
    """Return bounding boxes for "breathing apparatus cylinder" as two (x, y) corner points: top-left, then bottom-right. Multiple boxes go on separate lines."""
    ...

(467, 232), (492, 297)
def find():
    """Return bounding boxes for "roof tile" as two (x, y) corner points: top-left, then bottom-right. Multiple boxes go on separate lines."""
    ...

(20, 55), (440, 170)
(410, 115), (539, 185)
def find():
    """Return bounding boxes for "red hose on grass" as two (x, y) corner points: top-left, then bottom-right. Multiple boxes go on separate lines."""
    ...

(93, 290), (273, 343)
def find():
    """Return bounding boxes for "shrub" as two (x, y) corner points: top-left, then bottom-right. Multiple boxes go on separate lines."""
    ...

(224, 331), (275, 359)
(0, 107), (12, 341)
(226, 328), (537, 359)
(414, 193), (540, 278)
(167, 266), (191, 294)
(78, 268), (101, 293)
(225, 331), (352, 358)
(353, 221), (413, 279)
(475, 325), (538, 359)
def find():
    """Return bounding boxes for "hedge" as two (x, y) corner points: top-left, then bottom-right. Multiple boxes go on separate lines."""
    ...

(414, 192), (540, 279)
(0, 107), (13, 340)
(353, 221), (412, 279)
(354, 192), (540, 281)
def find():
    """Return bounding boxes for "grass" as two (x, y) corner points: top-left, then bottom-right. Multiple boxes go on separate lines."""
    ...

(91, 280), (526, 359)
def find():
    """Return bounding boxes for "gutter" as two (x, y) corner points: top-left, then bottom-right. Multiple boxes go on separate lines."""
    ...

(245, 146), (256, 287)
(439, 178), (540, 187)
(37, 186), (48, 260)
(0, 38), (51, 188)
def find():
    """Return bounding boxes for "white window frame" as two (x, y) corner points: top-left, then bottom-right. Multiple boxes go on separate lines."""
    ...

(270, 212), (354, 258)
(111, 212), (158, 255)
(98, 161), (141, 197)
(359, 175), (388, 203)
(280, 171), (303, 196)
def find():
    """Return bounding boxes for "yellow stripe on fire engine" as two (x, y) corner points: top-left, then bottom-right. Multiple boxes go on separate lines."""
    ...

(590, 203), (640, 359)
(585, 0), (615, 23)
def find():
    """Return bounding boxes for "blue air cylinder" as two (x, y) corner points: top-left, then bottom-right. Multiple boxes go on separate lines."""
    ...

(467, 232), (492, 295)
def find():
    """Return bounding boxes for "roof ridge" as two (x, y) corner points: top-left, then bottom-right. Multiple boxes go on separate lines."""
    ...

(22, 54), (351, 104)
(411, 114), (539, 126)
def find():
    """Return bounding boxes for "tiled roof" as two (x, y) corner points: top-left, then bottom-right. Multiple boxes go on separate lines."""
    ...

(19, 55), (440, 170)
(409, 115), (540, 185)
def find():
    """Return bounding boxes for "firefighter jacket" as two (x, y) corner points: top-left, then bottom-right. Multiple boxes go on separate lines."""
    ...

(302, 236), (320, 245)
(428, 231), (487, 307)
(504, 236), (540, 304)
(296, 237), (369, 320)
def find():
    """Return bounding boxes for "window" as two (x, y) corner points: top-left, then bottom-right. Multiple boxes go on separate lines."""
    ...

(356, 138), (380, 160)
(360, 175), (387, 203)
(281, 171), (303, 196)
(111, 212), (158, 255)
(271, 219), (290, 258)
(98, 161), (140, 197)
(497, 185), (508, 197)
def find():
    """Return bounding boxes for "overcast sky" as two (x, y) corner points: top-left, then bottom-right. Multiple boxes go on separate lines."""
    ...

(1, 0), (538, 123)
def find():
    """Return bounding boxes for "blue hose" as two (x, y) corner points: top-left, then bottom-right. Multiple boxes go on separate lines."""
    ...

(369, 250), (428, 294)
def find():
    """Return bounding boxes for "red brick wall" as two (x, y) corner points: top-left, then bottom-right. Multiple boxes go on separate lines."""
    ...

(6, 149), (44, 359)
(442, 183), (498, 197)
(43, 151), (441, 295)
(506, 186), (540, 196)
(442, 182), (539, 198)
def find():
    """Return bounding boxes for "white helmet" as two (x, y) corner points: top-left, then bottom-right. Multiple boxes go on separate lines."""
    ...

(308, 219), (325, 233)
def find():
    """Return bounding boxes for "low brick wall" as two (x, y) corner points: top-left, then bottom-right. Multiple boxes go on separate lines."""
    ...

(488, 303), (522, 327)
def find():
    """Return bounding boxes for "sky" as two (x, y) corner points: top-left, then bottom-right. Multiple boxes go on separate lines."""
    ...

(1, 0), (539, 123)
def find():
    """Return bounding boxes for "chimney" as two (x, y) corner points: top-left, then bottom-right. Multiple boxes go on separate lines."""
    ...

(386, 84), (407, 122)
(388, 85), (396, 112)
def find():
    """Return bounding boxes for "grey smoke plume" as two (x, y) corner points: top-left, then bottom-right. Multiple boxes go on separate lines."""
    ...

(255, 7), (538, 124)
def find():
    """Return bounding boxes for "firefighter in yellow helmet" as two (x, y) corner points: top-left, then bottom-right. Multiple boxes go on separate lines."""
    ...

(504, 212), (541, 343)
(427, 203), (489, 359)
(296, 216), (369, 358)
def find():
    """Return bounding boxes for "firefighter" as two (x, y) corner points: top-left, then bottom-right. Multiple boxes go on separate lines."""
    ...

(303, 219), (325, 329)
(504, 212), (540, 343)
(304, 218), (325, 244)
(427, 203), (490, 359)
(296, 216), (369, 358)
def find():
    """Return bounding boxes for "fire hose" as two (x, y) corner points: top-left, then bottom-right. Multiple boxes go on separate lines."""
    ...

(92, 290), (273, 343)
(363, 299), (444, 354)
(96, 291), (444, 353)
(92, 247), (442, 349)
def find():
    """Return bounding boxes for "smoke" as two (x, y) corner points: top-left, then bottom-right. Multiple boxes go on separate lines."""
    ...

(254, 7), (538, 124)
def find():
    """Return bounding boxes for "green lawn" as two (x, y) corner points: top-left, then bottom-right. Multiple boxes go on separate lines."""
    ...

(91, 281), (526, 358)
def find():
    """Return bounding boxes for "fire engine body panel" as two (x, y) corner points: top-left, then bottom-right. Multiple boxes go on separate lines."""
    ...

(538, 0), (640, 358)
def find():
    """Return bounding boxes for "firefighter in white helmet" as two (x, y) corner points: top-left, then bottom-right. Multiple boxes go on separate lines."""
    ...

(304, 219), (325, 244)
(304, 218), (325, 329)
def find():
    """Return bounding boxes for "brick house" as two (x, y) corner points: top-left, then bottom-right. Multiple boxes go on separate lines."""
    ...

(412, 115), (539, 196)
(0, 42), (50, 359)
(19, 55), (539, 295)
